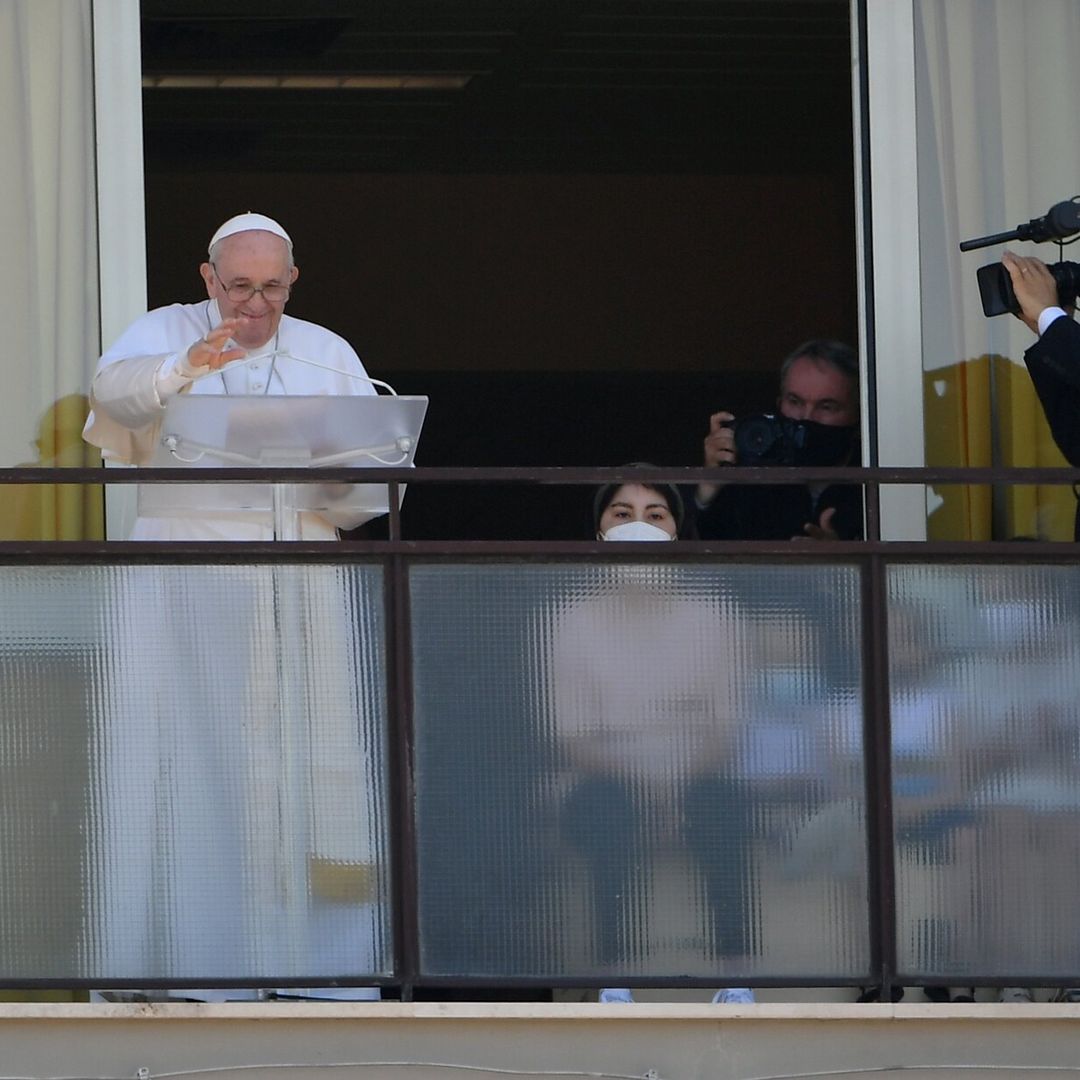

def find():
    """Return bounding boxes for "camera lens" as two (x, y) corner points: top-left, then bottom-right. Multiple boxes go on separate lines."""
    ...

(734, 415), (782, 461)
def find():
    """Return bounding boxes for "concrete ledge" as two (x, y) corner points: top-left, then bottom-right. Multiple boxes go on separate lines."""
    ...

(0, 993), (1071, 1080)
(2, 1001), (1080, 1019)
(1, 1003), (1079, 1080)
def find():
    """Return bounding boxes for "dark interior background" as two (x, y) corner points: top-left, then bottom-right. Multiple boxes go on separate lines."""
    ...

(140, 0), (857, 539)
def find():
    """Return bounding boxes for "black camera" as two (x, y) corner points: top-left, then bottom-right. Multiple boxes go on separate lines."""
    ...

(731, 414), (857, 467)
(976, 260), (1080, 318)
(960, 197), (1080, 317)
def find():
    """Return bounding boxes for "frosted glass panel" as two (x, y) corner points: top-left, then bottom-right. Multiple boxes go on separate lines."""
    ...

(0, 563), (391, 983)
(412, 562), (868, 979)
(890, 564), (1080, 976)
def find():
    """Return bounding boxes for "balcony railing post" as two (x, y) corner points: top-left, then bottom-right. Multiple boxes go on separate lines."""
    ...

(861, 551), (898, 997)
(384, 550), (419, 999)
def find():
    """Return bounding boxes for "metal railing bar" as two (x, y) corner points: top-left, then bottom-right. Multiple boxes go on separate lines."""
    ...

(1, 539), (1078, 561)
(4, 465), (1080, 485)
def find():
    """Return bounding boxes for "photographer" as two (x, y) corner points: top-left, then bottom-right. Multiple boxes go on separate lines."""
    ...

(695, 339), (862, 541)
(1001, 250), (1080, 541)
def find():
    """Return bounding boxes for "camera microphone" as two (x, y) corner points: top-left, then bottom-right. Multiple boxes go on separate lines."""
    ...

(959, 196), (1080, 252)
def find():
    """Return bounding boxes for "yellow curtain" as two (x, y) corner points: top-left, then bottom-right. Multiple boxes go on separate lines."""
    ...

(924, 355), (1074, 541)
(0, 394), (103, 540)
(924, 356), (993, 540)
(995, 357), (1075, 540)
(914, 1), (1080, 542)
(0, 0), (100, 542)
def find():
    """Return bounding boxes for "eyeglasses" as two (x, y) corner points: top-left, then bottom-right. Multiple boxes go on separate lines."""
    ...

(211, 263), (291, 304)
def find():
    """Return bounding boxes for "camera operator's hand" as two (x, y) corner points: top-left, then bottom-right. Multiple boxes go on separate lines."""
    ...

(704, 411), (736, 466)
(795, 505), (839, 542)
(697, 410), (736, 506)
(1002, 251), (1059, 334)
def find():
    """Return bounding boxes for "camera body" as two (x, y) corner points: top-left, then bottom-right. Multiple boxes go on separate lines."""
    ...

(730, 413), (859, 467)
(961, 197), (1080, 319)
(977, 259), (1080, 318)
(732, 414), (807, 465)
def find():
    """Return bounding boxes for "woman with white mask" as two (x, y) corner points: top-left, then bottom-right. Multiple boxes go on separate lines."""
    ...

(556, 471), (755, 1005)
(593, 471), (683, 542)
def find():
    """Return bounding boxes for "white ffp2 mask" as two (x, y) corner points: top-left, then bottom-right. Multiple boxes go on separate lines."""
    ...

(599, 520), (674, 542)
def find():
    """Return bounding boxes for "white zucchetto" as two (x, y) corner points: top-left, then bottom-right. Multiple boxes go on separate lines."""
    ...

(207, 212), (293, 254)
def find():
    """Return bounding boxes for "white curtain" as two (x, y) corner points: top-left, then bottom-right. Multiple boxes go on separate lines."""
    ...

(0, 0), (100, 536)
(915, 0), (1080, 538)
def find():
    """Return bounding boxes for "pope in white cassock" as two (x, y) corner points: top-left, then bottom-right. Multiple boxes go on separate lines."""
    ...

(81, 214), (387, 1000)
(84, 211), (376, 540)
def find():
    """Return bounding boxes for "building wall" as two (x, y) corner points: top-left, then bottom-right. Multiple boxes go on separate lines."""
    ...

(2, 1003), (1080, 1079)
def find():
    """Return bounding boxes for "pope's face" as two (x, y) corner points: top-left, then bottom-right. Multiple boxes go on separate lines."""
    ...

(200, 230), (299, 350)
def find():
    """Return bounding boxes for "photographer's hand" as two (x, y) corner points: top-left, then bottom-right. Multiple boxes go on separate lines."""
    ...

(698, 410), (736, 506)
(796, 506), (839, 542)
(1002, 251), (1059, 334)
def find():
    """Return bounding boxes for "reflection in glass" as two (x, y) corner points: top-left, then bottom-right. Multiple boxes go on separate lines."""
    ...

(412, 562), (867, 980)
(0, 563), (390, 982)
(890, 564), (1080, 976)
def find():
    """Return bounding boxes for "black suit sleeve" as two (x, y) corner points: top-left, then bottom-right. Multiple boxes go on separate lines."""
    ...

(1023, 315), (1080, 540)
(1024, 315), (1080, 465)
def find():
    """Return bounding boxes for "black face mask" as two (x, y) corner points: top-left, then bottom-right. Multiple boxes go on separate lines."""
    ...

(789, 418), (860, 467)
(733, 414), (859, 467)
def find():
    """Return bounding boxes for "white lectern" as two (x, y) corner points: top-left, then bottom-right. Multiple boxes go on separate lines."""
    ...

(142, 394), (429, 539)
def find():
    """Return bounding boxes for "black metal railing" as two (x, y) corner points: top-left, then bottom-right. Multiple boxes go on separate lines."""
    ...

(0, 464), (1078, 999)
